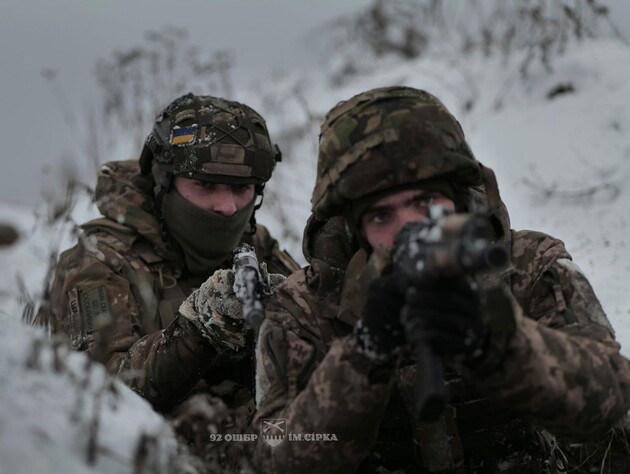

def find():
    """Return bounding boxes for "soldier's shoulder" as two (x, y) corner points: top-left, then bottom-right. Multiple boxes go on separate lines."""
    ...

(511, 229), (571, 265)
(510, 229), (573, 287)
(263, 268), (340, 362)
(81, 216), (138, 244)
(57, 218), (141, 273)
(278, 268), (310, 294)
(266, 269), (319, 327)
(267, 269), (309, 312)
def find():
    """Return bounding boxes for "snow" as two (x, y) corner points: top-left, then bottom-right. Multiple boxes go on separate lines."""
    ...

(0, 27), (629, 474)
(0, 314), (187, 474)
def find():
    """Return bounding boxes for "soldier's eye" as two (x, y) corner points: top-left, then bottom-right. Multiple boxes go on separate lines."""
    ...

(232, 184), (253, 194)
(194, 180), (212, 189)
(364, 210), (392, 225)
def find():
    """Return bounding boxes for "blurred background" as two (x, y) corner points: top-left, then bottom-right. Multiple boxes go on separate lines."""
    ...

(1, 0), (628, 207)
(1, 0), (369, 207)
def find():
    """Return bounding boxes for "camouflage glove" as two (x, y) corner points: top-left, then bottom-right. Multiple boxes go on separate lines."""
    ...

(402, 276), (486, 359)
(179, 269), (286, 352)
(355, 273), (408, 362)
(179, 269), (246, 352)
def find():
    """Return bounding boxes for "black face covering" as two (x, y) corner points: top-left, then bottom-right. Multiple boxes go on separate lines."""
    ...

(161, 189), (255, 275)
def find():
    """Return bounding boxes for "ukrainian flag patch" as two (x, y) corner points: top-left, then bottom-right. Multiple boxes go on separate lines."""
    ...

(170, 125), (197, 145)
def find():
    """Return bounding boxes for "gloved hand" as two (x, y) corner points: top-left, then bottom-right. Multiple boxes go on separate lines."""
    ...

(355, 272), (408, 362)
(179, 269), (286, 352)
(402, 276), (486, 359)
(179, 269), (246, 352)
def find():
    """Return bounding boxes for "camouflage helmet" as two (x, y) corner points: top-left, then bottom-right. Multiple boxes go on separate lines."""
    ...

(140, 93), (281, 185)
(311, 86), (483, 217)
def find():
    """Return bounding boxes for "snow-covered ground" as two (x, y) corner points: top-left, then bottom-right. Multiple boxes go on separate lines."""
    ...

(0, 30), (629, 473)
(0, 313), (194, 474)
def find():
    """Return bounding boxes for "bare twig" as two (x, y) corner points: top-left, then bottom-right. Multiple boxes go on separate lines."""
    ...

(522, 176), (621, 203)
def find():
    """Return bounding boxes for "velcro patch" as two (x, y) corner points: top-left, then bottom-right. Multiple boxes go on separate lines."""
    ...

(78, 286), (112, 333)
(170, 125), (197, 145)
(67, 287), (84, 349)
(210, 143), (246, 163)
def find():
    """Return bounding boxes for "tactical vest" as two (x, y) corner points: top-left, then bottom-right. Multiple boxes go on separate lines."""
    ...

(76, 220), (280, 414)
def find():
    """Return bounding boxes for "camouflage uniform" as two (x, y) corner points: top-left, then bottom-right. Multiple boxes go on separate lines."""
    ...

(254, 87), (630, 472)
(41, 95), (299, 416)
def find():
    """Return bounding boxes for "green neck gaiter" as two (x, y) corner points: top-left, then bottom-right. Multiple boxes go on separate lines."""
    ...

(161, 189), (255, 276)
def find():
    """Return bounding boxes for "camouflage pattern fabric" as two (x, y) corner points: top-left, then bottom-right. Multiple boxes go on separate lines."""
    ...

(171, 393), (257, 473)
(312, 86), (483, 218)
(141, 93), (281, 185)
(254, 231), (630, 473)
(40, 159), (299, 414)
(254, 168), (630, 472)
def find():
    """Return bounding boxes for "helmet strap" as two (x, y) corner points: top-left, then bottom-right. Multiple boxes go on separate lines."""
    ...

(160, 172), (174, 193)
(139, 133), (161, 175)
(480, 165), (501, 213)
(154, 172), (174, 242)
(247, 183), (265, 236)
(342, 208), (367, 252)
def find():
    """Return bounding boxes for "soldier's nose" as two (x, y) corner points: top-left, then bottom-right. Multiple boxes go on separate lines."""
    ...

(209, 186), (238, 216)
(393, 209), (417, 234)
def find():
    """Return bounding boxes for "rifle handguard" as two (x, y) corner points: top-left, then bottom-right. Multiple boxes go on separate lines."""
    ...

(232, 244), (271, 330)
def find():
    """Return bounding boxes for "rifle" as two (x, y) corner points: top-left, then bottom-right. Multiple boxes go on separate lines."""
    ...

(232, 243), (272, 330)
(392, 207), (508, 421)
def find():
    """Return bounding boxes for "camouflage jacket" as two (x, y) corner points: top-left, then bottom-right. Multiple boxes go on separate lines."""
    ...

(42, 160), (299, 414)
(254, 213), (630, 472)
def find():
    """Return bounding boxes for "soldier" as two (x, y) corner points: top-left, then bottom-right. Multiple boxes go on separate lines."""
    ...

(40, 93), (299, 418)
(254, 86), (630, 472)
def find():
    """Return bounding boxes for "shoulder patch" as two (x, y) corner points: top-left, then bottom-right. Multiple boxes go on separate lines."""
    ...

(66, 287), (83, 349)
(78, 286), (112, 333)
